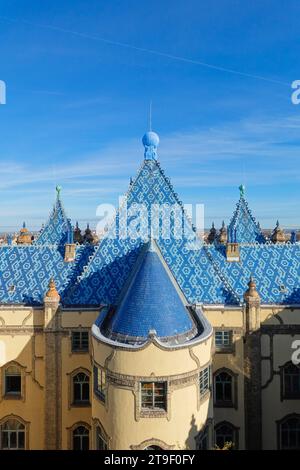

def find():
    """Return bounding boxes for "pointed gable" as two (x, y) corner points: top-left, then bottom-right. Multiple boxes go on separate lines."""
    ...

(34, 186), (72, 246)
(65, 134), (239, 307)
(228, 185), (265, 244)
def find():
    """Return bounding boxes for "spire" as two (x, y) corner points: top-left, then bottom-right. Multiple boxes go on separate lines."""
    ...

(218, 221), (227, 245)
(44, 278), (60, 302)
(16, 221), (32, 245)
(271, 220), (286, 243)
(207, 221), (217, 244)
(74, 221), (83, 244)
(149, 100), (152, 132)
(244, 276), (260, 302)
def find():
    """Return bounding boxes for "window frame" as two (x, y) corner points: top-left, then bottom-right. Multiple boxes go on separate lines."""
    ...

(199, 365), (211, 399)
(214, 329), (234, 352)
(5, 366), (22, 397)
(71, 423), (90, 451)
(2, 362), (25, 400)
(93, 365), (106, 403)
(277, 414), (300, 450)
(215, 421), (239, 450)
(140, 381), (167, 413)
(92, 420), (109, 450)
(71, 331), (89, 353)
(213, 368), (238, 409)
(0, 415), (28, 450)
(70, 369), (91, 407)
(280, 362), (300, 401)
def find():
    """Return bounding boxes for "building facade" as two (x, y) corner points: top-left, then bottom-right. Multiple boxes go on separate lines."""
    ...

(0, 131), (300, 450)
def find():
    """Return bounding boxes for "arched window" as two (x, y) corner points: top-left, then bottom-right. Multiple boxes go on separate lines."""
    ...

(281, 362), (300, 399)
(278, 415), (300, 450)
(215, 422), (237, 450)
(214, 370), (234, 406)
(96, 425), (108, 450)
(73, 425), (89, 450)
(5, 365), (21, 396)
(0, 418), (25, 450)
(73, 372), (90, 404)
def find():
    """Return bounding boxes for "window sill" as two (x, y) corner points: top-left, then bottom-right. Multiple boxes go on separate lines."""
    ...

(3, 393), (22, 400)
(215, 347), (235, 354)
(282, 395), (300, 400)
(140, 408), (167, 418)
(71, 349), (89, 354)
(214, 401), (235, 408)
(71, 401), (91, 407)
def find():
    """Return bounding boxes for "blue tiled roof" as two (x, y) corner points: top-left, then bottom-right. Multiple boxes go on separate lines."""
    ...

(34, 194), (72, 246)
(0, 244), (95, 305)
(102, 241), (195, 339)
(0, 153), (299, 308)
(209, 243), (300, 304)
(65, 160), (239, 306)
(228, 194), (265, 244)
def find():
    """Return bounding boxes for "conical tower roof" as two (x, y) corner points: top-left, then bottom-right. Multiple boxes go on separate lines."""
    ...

(101, 239), (197, 344)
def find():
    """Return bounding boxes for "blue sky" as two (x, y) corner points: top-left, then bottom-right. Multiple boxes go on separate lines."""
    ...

(0, 0), (300, 230)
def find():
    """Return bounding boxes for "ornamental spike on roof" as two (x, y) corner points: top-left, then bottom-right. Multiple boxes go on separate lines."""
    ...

(228, 185), (266, 244)
(34, 186), (72, 246)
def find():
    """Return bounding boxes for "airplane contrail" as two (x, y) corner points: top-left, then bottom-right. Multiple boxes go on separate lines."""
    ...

(0, 15), (289, 87)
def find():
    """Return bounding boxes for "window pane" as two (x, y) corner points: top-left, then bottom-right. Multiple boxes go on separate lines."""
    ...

(18, 431), (25, 449)
(72, 332), (89, 352)
(74, 383), (81, 402)
(73, 427), (89, 450)
(5, 375), (21, 394)
(215, 331), (232, 348)
(141, 382), (167, 410)
(200, 367), (210, 396)
(82, 383), (90, 401)
(281, 417), (300, 449)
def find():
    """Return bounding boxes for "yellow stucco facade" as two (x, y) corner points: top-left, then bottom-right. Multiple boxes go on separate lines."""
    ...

(0, 290), (299, 450)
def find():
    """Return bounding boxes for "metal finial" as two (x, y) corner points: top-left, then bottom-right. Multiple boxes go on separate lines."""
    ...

(239, 184), (245, 198)
(149, 101), (152, 132)
(56, 185), (62, 198)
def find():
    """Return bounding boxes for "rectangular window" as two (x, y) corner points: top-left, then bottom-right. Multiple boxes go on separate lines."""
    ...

(141, 382), (167, 411)
(71, 331), (89, 352)
(200, 366), (211, 397)
(215, 331), (232, 349)
(94, 366), (106, 402)
(5, 375), (21, 395)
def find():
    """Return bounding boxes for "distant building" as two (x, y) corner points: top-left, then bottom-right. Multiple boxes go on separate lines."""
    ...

(0, 132), (300, 450)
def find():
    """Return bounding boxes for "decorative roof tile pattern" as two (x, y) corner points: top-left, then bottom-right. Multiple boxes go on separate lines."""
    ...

(209, 243), (300, 304)
(0, 244), (95, 305)
(65, 160), (239, 306)
(228, 192), (265, 244)
(103, 240), (196, 339)
(0, 141), (299, 307)
(34, 192), (72, 246)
